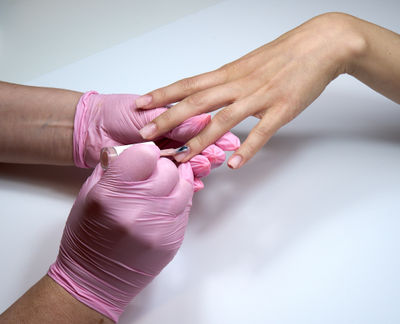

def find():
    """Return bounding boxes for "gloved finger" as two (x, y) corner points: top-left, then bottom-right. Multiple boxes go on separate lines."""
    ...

(193, 178), (204, 192)
(104, 143), (160, 183)
(143, 157), (179, 197)
(165, 114), (211, 143)
(165, 162), (194, 215)
(158, 139), (226, 170)
(201, 144), (226, 169)
(215, 131), (241, 151)
(189, 155), (211, 178)
(178, 161), (194, 187)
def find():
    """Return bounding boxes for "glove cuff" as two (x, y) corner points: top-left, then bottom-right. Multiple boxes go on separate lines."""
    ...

(73, 91), (98, 168)
(48, 254), (124, 322)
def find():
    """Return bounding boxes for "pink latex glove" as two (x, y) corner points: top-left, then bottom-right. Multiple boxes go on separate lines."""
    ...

(48, 143), (193, 322)
(73, 91), (240, 191)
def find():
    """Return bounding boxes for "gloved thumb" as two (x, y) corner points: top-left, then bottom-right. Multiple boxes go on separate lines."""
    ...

(103, 143), (160, 183)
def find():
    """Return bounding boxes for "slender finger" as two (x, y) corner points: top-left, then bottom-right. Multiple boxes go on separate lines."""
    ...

(227, 106), (287, 169)
(138, 81), (239, 141)
(135, 69), (227, 109)
(173, 97), (258, 163)
(166, 162), (194, 216)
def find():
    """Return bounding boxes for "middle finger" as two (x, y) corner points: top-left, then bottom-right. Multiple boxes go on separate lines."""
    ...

(138, 81), (241, 141)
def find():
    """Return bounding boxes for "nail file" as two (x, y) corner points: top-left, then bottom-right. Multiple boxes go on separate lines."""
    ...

(100, 142), (188, 170)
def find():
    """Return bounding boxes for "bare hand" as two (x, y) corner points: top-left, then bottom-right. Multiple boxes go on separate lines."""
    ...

(136, 12), (400, 168)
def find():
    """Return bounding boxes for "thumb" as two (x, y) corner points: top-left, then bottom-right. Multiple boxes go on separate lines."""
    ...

(103, 143), (160, 183)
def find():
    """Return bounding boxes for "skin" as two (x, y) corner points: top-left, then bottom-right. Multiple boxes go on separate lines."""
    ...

(0, 81), (81, 165)
(0, 83), (111, 322)
(0, 276), (113, 324)
(2, 12), (399, 323)
(135, 12), (400, 169)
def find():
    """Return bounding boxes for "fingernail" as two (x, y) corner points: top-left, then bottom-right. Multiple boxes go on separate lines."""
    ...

(136, 95), (152, 107)
(176, 145), (189, 153)
(228, 155), (242, 169)
(174, 146), (190, 162)
(139, 122), (157, 139)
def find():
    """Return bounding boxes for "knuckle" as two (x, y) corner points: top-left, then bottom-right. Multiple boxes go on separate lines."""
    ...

(185, 93), (207, 107)
(242, 141), (257, 156)
(215, 106), (234, 125)
(153, 87), (167, 101)
(180, 77), (199, 93)
(136, 224), (182, 255)
(190, 133), (207, 150)
(216, 66), (229, 83)
(139, 232), (165, 251)
(157, 110), (174, 126)
(85, 188), (105, 214)
(220, 62), (241, 81)
(285, 106), (298, 123)
(229, 81), (246, 98)
(253, 125), (271, 139)
(277, 104), (296, 125)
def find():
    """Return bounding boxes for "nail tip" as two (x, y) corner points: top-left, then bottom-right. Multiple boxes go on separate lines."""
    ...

(136, 95), (153, 108)
(176, 145), (189, 153)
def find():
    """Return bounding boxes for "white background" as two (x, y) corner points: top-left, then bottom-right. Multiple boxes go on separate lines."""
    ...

(1, 0), (400, 323)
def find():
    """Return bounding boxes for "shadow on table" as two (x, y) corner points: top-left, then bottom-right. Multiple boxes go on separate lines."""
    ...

(0, 164), (91, 197)
(3, 91), (399, 323)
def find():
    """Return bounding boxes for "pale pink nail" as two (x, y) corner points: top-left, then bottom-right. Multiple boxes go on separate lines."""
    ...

(228, 155), (242, 169)
(139, 122), (157, 139)
(136, 95), (152, 107)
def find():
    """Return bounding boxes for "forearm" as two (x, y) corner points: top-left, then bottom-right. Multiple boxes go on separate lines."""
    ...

(0, 275), (114, 324)
(0, 81), (82, 165)
(344, 13), (400, 103)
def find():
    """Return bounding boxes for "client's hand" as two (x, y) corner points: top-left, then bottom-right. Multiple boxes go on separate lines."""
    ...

(73, 91), (240, 172)
(48, 143), (194, 322)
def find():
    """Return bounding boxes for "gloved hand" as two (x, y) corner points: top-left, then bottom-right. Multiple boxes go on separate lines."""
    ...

(48, 143), (194, 322)
(73, 91), (240, 190)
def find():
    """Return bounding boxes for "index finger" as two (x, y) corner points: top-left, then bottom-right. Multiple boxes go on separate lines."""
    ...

(135, 68), (227, 109)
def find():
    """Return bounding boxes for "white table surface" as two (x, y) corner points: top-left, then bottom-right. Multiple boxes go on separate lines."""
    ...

(1, 0), (400, 323)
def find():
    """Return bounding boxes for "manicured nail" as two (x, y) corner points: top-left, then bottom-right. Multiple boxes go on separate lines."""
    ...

(136, 95), (152, 107)
(176, 145), (189, 153)
(160, 146), (189, 157)
(139, 122), (157, 139)
(228, 155), (242, 169)
(174, 146), (190, 162)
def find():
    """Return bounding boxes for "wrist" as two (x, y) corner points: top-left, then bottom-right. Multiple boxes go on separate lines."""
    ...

(73, 90), (99, 168)
(320, 13), (368, 76)
(307, 13), (367, 78)
(0, 276), (113, 324)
